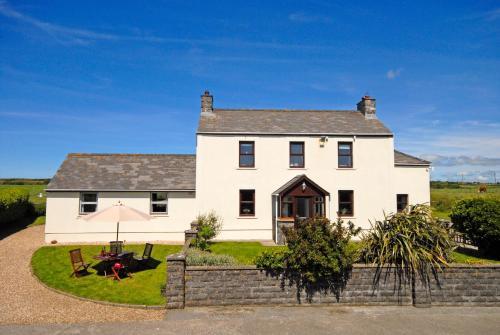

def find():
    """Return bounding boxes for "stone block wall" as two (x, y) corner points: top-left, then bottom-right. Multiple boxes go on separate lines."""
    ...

(165, 256), (500, 308)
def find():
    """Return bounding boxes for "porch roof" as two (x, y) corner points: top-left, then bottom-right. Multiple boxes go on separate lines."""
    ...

(272, 174), (330, 196)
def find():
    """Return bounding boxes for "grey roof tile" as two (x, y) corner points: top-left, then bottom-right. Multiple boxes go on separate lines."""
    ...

(198, 109), (392, 135)
(47, 154), (196, 191)
(394, 150), (430, 166)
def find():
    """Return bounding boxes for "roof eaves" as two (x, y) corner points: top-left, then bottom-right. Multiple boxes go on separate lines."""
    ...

(197, 131), (393, 136)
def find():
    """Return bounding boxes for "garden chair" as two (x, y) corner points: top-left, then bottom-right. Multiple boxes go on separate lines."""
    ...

(111, 252), (134, 281)
(69, 249), (91, 277)
(134, 243), (154, 268)
(109, 240), (123, 254)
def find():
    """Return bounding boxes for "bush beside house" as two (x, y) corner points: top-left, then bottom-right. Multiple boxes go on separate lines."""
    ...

(451, 198), (500, 257)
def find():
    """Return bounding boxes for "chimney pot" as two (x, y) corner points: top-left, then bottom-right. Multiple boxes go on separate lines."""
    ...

(357, 95), (376, 119)
(201, 90), (213, 114)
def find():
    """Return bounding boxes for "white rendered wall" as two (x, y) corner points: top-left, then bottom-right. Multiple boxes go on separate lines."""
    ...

(45, 191), (196, 243)
(393, 166), (431, 206)
(195, 134), (429, 240)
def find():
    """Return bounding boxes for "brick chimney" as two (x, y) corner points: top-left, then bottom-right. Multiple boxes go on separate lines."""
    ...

(201, 90), (213, 114)
(357, 95), (376, 119)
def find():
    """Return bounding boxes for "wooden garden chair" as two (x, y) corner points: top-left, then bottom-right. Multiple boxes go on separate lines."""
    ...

(109, 240), (123, 254)
(69, 249), (91, 277)
(134, 243), (154, 268)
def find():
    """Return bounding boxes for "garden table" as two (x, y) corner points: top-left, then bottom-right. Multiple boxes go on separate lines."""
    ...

(93, 251), (134, 280)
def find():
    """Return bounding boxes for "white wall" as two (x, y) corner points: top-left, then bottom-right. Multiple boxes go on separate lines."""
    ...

(45, 191), (196, 243)
(196, 134), (429, 240)
(393, 166), (431, 206)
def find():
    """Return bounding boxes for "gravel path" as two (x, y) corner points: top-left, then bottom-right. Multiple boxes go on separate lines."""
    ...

(0, 225), (165, 325)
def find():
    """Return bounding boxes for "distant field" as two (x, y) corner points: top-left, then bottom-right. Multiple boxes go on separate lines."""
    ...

(431, 183), (500, 220)
(0, 184), (46, 205)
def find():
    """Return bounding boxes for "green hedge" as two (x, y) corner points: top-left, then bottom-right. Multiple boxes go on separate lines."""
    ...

(0, 188), (32, 224)
(451, 198), (500, 257)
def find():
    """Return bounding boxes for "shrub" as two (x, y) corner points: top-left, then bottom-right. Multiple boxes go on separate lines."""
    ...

(186, 249), (236, 266)
(192, 211), (222, 250)
(450, 198), (500, 257)
(0, 188), (32, 225)
(360, 204), (454, 292)
(256, 216), (360, 300)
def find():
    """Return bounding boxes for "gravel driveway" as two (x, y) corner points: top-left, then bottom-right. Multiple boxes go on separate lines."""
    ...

(0, 225), (164, 325)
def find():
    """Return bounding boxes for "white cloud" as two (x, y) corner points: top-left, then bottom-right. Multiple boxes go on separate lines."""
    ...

(420, 154), (500, 167)
(386, 68), (402, 80)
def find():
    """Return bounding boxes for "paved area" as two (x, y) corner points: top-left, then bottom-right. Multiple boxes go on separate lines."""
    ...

(0, 225), (164, 325)
(1, 306), (499, 334)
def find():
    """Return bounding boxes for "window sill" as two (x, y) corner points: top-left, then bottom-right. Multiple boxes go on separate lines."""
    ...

(288, 167), (307, 170)
(236, 167), (258, 170)
(336, 167), (356, 170)
(237, 216), (258, 219)
(338, 216), (356, 219)
(151, 214), (169, 217)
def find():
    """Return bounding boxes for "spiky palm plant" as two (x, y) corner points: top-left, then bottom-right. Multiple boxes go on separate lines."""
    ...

(360, 204), (454, 298)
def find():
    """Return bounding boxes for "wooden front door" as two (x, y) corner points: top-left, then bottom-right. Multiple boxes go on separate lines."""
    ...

(296, 196), (312, 218)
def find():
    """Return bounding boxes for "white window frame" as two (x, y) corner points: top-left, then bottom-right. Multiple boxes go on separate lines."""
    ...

(150, 192), (168, 214)
(79, 192), (98, 214)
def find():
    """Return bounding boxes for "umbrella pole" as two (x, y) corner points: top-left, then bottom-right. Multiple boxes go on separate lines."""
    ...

(116, 221), (119, 242)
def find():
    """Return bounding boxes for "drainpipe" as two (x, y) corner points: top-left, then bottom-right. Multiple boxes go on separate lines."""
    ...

(275, 195), (279, 243)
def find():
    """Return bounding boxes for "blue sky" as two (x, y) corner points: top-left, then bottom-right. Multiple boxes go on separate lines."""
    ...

(0, 0), (499, 181)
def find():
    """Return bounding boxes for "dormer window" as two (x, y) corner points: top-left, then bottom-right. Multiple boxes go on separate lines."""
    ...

(289, 142), (305, 168)
(239, 141), (255, 167)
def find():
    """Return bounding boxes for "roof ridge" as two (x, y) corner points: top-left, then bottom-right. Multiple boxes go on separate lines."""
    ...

(214, 108), (358, 113)
(68, 153), (195, 157)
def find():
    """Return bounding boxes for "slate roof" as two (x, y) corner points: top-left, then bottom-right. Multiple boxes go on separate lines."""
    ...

(46, 154), (196, 191)
(198, 109), (392, 135)
(394, 150), (430, 166)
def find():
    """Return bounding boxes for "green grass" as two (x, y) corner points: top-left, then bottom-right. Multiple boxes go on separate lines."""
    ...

(431, 183), (500, 220)
(28, 215), (45, 227)
(451, 248), (500, 264)
(208, 242), (285, 265)
(0, 184), (46, 205)
(31, 244), (181, 305)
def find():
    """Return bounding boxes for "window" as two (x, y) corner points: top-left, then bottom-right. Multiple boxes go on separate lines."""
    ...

(338, 142), (353, 168)
(151, 192), (168, 214)
(79, 192), (98, 214)
(397, 194), (408, 212)
(338, 190), (354, 216)
(290, 142), (305, 168)
(239, 190), (255, 216)
(314, 196), (324, 216)
(239, 141), (255, 167)
(281, 195), (294, 217)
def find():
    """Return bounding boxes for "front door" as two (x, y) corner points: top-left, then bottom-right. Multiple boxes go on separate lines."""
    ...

(296, 197), (312, 219)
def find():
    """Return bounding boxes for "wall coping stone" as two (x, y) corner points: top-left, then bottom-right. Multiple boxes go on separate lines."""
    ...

(185, 263), (500, 271)
(167, 253), (186, 261)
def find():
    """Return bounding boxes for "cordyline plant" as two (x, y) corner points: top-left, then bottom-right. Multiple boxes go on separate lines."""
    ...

(360, 204), (454, 297)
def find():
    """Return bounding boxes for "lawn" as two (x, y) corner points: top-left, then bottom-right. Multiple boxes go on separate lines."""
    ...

(32, 244), (181, 305)
(431, 183), (500, 220)
(209, 241), (500, 265)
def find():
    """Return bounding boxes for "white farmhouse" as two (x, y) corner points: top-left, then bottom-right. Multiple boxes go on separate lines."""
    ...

(45, 92), (430, 243)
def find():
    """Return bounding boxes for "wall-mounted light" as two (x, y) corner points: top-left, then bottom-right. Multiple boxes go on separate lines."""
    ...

(302, 181), (307, 191)
(319, 136), (328, 147)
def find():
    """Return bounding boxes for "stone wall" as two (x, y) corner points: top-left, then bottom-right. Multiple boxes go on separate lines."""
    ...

(165, 258), (500, 308)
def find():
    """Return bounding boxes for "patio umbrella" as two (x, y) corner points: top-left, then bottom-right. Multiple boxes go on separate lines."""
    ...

(83, 201), (152, 241)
